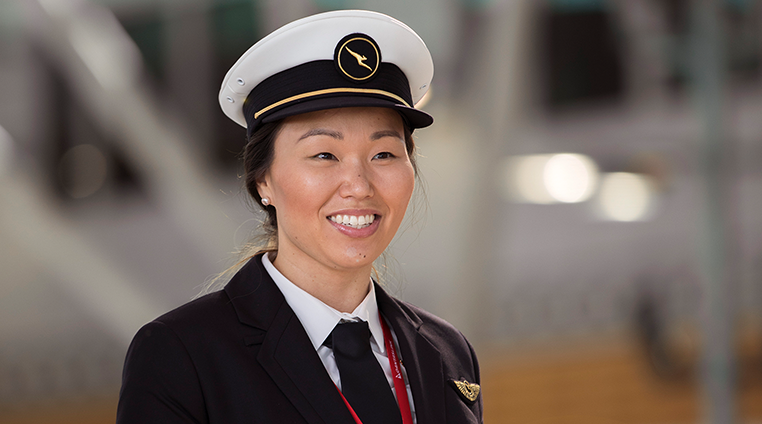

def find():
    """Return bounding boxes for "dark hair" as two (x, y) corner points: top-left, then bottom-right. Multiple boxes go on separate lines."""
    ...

(243, 121), (282, 249)
(242, 114), (418, 250)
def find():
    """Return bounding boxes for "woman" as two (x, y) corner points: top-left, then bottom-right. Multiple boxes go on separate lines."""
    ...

(117, 10), (482, 424)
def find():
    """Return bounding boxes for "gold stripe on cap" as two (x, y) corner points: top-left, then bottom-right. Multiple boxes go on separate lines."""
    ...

(254, 88), (411, 119)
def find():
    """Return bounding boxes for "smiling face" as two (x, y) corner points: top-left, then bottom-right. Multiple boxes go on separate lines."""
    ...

(257, 107), (415, 277)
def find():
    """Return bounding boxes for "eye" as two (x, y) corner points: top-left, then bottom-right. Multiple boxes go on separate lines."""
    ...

(314, 152), (336, 160)
(373, 152), (397, 160)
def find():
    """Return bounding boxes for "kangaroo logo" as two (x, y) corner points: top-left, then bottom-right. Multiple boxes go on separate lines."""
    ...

(334, 34), (380, 81)
(345, 46), (373, 72)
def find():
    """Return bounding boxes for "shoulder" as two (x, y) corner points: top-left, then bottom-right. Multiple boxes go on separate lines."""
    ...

(397, 299), (463, 338)
(389, 297), (478, 364)
(122, 288), (243, 380)
(376, 285), (476, 358)
(123, 290), (237, 370)
(153, 290), (235, 333)
(127, 255), (278, 358)
(129, 288), (251, 367)
(118, 290), (254, 422)
(117, 295), (233, 423)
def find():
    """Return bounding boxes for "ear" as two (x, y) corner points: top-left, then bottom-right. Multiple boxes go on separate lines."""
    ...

(256, 173), (273, 206)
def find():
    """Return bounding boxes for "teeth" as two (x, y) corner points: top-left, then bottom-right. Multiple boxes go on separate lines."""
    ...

(329, 214), (375, 229)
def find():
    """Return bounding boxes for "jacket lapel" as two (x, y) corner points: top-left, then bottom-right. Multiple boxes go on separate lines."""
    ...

(224, 256), (355, 424)
(376, 284), (446, 424)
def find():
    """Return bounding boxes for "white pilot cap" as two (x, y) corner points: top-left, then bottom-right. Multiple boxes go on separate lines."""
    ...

(218, 10), (434, 136)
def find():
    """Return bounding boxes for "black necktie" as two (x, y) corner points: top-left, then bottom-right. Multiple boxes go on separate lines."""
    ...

(327, 320), (402, 424)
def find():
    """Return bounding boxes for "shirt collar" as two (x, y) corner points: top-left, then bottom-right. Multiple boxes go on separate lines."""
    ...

(262, 253), (385, 353)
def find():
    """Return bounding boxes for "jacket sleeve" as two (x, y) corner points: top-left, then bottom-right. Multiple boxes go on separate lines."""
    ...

(117, 321), (208, 424)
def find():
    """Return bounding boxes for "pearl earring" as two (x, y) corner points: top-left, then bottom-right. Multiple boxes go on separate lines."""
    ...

(261, 198), (270, 206)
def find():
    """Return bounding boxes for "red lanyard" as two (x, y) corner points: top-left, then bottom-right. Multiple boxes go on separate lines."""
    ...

(335, 314), (414, 424)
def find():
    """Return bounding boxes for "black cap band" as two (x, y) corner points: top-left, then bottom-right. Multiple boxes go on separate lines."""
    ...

(242, 60), (432, 137)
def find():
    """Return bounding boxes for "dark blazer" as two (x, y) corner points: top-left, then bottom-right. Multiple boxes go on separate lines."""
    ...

(117, 255), (483, 423)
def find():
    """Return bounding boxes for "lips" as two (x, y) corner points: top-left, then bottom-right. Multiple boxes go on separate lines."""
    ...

(328, 213), (376, 229)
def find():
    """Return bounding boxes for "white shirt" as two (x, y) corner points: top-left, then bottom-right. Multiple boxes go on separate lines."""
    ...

(262, 253), (416, 422)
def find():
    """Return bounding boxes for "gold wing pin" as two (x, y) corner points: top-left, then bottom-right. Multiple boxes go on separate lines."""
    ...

(345, 47), (373, 71)
(453, 380), (480, 402)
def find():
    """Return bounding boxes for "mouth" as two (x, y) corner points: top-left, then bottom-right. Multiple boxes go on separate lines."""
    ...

(328, 214), (377, 229)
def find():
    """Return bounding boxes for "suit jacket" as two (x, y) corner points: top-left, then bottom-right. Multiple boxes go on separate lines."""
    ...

(117, 255), (483, 423)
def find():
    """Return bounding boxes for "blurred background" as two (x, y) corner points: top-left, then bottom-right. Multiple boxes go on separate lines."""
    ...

(1, 0), (761, 422)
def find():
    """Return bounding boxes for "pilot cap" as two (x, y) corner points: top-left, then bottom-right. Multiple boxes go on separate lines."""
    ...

(218, 10), (434, 137)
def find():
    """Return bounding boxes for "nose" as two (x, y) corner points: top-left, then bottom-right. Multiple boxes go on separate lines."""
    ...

(338, 159), (374, 199)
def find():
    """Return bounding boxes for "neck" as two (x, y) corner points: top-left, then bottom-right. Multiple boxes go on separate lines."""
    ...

(271, 252), (372, 313)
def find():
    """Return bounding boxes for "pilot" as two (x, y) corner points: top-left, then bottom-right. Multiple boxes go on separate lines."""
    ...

(117, 10), (483, 424)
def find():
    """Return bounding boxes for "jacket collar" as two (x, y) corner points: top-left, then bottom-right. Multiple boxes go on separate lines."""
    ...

(224, 255), (355, 424)
(224, 253), (286, 331)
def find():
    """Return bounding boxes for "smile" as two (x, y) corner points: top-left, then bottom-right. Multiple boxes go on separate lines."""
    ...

(328, 214), (376, 229)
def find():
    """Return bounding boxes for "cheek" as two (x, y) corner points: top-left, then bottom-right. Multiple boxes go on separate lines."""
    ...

(383, 164), (416, 211)
(271, 166), (333, 212)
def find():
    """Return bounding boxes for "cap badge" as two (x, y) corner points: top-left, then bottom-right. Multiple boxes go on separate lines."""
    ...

(334, 33), (380, 82)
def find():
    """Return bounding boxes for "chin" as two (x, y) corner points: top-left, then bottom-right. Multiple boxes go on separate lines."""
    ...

(330, 246), (382, 269)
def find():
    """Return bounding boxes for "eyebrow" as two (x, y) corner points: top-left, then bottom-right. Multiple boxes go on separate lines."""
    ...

(298, 128), (343, 141)
(370, 130), (403, 141)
